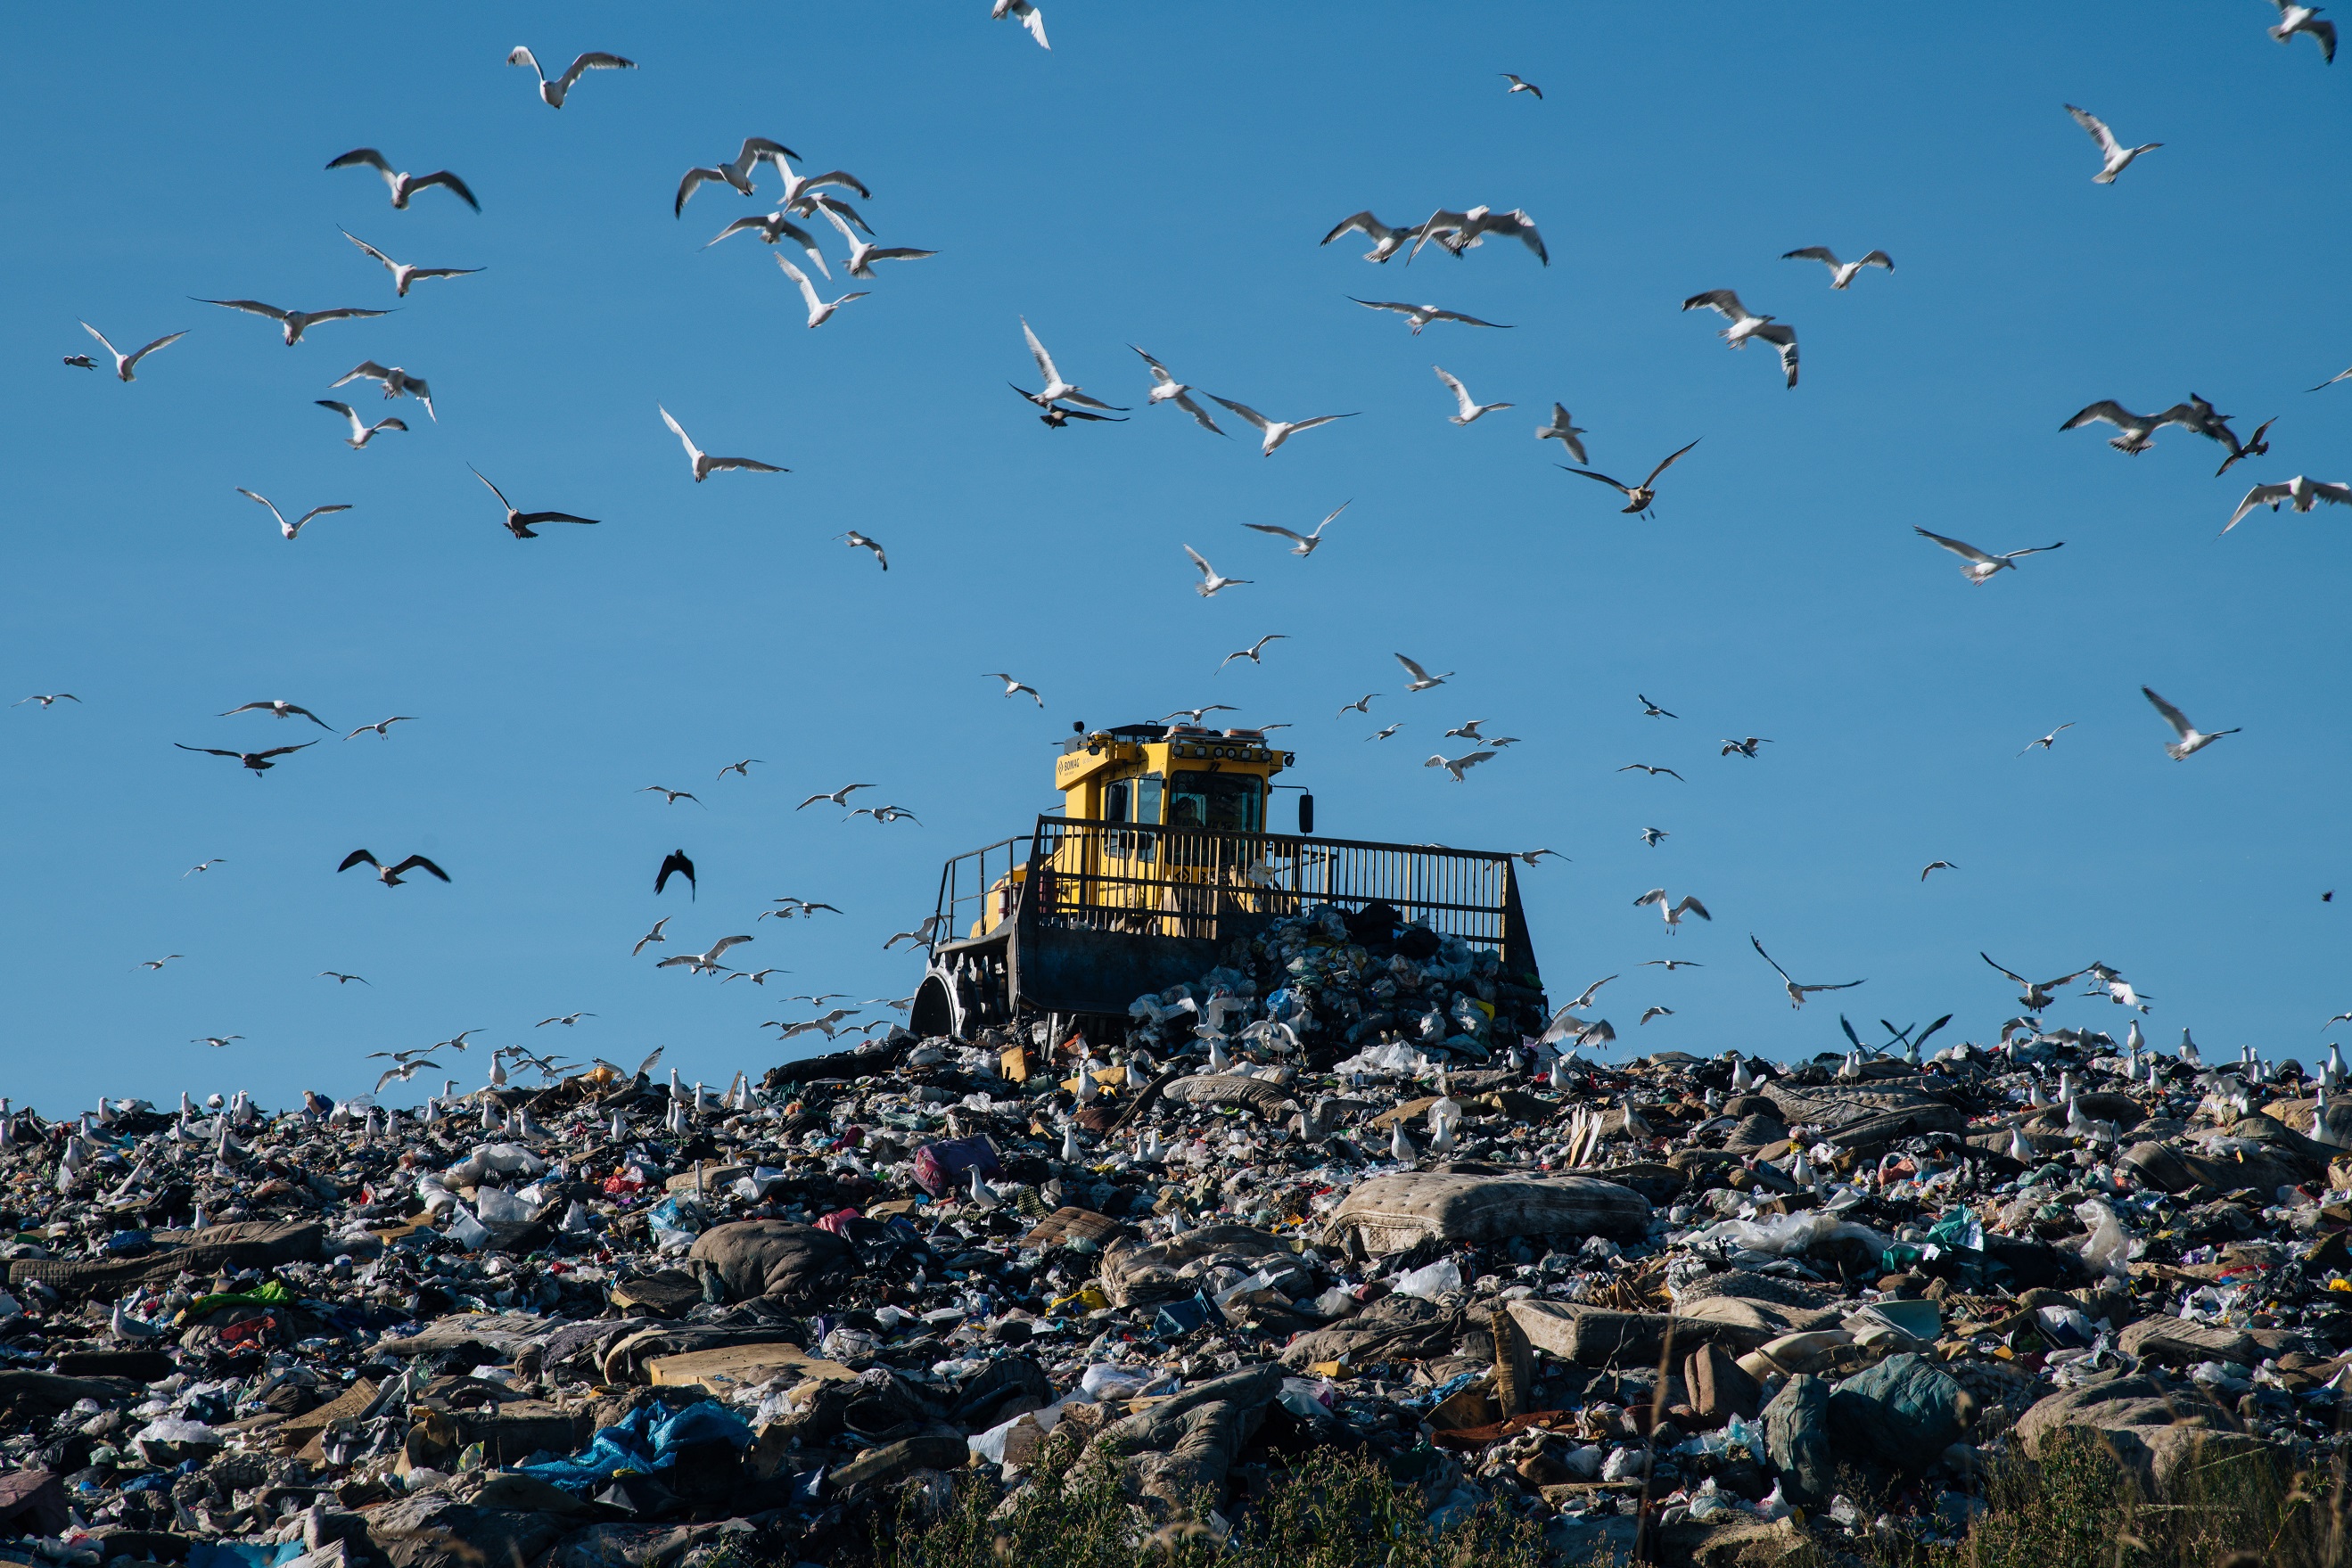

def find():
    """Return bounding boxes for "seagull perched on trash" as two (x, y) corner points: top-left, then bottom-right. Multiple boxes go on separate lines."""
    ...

(983, 672), (1044, 706)
(76, 322), (186, 382)
(1183, 546), (1249, 597)
(2065, 104), (2162, 183)
(1560, 439), (1700, 519)
(1750, 934), (1863, 1007)
(2222, 475), (2351, 533)
(1914, 528), (2064, 583)
(1425, 750), (1496, 782)
(1351, 299), (1512, 335)
(505, 45), (635, 108)
(1129, 346), (1225, 434)
(1781, 247), (1894, 290)
(326, 148), (481, 210)
(2142, 686), (2240, 759)
(1394, 653), (1451, 692)
(337, 850), (449, 887)
(1634, 889), (1710, 932)
(1320, 210), (1419, 263)
(1245, 501), (1346, 557)
(1682, 291), (1798, 387)
(1433, 365), (1512, 425)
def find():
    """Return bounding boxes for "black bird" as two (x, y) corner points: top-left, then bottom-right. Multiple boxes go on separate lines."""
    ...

(1011, 383), (1127, 428)
(471, 466), (598, 538)
(656, 849), (696, 899)
(338, 850), (450, 886)
(175, 741), (316, 775)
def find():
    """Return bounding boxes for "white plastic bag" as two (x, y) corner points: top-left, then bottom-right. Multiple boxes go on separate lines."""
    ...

(1391, 1258), (1463, 1301)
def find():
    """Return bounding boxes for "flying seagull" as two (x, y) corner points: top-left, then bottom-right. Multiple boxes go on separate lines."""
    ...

(1433, 365), (1512, 425)
(193, 1036), (243, 1049)
(1013, 383), (1126, 427)
(337, 230), (482, 298)
(193, 298), (389, 347)
(1204, 394), (1358, 457)
(1130, 346), (1225, 434)
(505, 46), (635, 108)
(1394, 653), (1451, 692)
(1641, 958), (1702, 971)
(1640, 1006), (1674, 1026)
(337, 850), (449, 887)
(1183, 545), (1249, 597)
(1560, 439), (1700, 519)
(810, 200), (936, 280)
(346, 715), (418, 743)
(62, 354), (95, 369)
(316, 400), (407, 448)
(992, 0), (1049, 49)
(1500, 73), (1542, 98)
(1367, 724), (1403, 741)
(674, 137), (799, 216)
(2267, 2), (2338, 60)
(2212, 418), (2275, 479)
(659, 406), (785, 482)
(1682, 291), (1798, 387)
(1350, 298), (1512, 335)
(631, 917), (671, 956)
(2065, 104), (2161, 184)
(2222, 475), (2351, 533)
(2309, 363), (2352, 393)
(76, 322), (185, 382)
(717, 759), (763, 779)
(222, 699), (331, 728)
(1619, 763), (1683, 780)
(1637, 694), (1676, 718)
(1640, 827), (1669, 845)
(1920, 860), (1958, 881)
(471, 467), (597, 538)
(319, 972), (368, 984)
(1720, 736), (1771, 758)
(1780, 247), (1894, 290)
(1220, 634), (1287, 671)
(1163, 705), (1236, 726)
(1980, 954), (2092, 1012)
(175, 742), (315, 775)
(138, 955), (184, 971)
(1244, 501), (1346, 556)
(326, 149), (480, 210)
(2018, 722), (2076, 756)
(1634, 888), (1710, 932)
(983, 673), (1044, 706)
(837, 530), (888, 570)
(1020, 319), (1123, 412)
(2060, 399), (2198, 455)
(2142, 685), (2240, 759)
(330, 362), (433, 420)
(701, 210), (830, 274)
(1336, 694), (1379, 716)
(1516, 848), (1567, 865)
(776, 256), (867, 329)
(1535, 405), (1588, 463)
(236, 488), (351, 541)
(1425, 750), (1496, 782)
(657, 934), (753, 975)
(796, 783), (873, 810)
(640, 785), (702, 806)
(1405, 205), (1548, 265)
(655, 849), (696, 898)
(1320, 211), (1419, 263)
(1914, 527), (2065, 584)
(183, 858), (225, 874)
(1749, 933), (1863, 1008)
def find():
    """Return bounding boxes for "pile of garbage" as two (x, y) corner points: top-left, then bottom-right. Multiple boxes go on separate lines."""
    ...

(5, 903), (2351, 1567)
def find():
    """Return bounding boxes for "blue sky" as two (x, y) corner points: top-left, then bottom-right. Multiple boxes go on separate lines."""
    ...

(3, 3), (2348, 1116)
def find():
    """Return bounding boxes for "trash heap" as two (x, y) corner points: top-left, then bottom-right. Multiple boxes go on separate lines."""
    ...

(4, 905), (2352, 1567)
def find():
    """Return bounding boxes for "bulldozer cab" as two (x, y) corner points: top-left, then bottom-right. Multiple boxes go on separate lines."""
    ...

(909, 723), (1544, 1044)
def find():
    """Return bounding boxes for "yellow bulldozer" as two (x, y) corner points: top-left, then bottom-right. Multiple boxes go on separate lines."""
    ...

(908, 721), (1549, 1047)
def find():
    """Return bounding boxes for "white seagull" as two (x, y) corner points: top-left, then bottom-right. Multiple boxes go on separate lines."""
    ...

(1205, 394), (1358, 456)
(769, 154), (871, 213)
(1682, 291), (1798, 387)
(991, 0), (1049, 49)
(983, 673), (1044, 706)
(77, 322), (186, 382)
(796, 783), (875, 810)
(236, 488), (351, 540)
(1244, 501), (1347, 556)
(1634, 888), (1711, 932)
(346, 716), (416, 739)
(674, 137), (799, 216)
(2269, 2), (2338, 60)
(1394, 653), (1451, 692)
(1500, 73), (1542, 98)
(1535, 405), (1588, 463)
(505, 46), (636, 109)
(777, 256), (868, 328)
(195, 298), (389, 346)
(2142, 686), (2240, 759)
(316, 400), (407, 448)
(810, 201), (935, 280)
(1130, 346), (1225, 434)
(2065, 105), (2162, 184)
(326, 149), (481, 210)
(1183, 545), (1249, 596)
(330, 361), (433, 420)
(1020, 319), (1123, 412)
(2018, 723), (2076, 756)
(2060, 399), (2198, 455)
(2223, 475), (2352, 533)
(656, 934), (754, 975)
(838, 531), (888, 571)
(701, 211), (830, 275)
(1434, 365), (1511, 425)
(659, 406), (786, 482)
(1913, 527), (2065, 583)
(337, 230), (482, 297)
(1220, 634), (1287, 670)
(1750, 933), (1864, 1008)
(1320, 211), (1419, 263)
(1406, 205), (1548, 265)
(1426, 750), (1497, 782)
(1780, 247), (1894, 290)
(1349, 298), (1512, 334)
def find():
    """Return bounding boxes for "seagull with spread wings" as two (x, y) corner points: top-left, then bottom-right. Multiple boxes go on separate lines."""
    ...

(1535, 405), (1588, 462)
(1204, 394), (1357, 456)
(1433, 365), (1512, 425)
(796, 784), (873, 810)
(237, 489), (351, 541)
(326, 148), (481, 210)
(991, 0), (1049, 48)
(330, 362), (433, 420)
(1750, 934), (1863, 1007)
(1406, 205), (1548, 265)
(471, 467), (598, 538)
(674, 137), (799, 215)
(1619, 763), (1683, 780)
(2018, 722), (2076, 756)
(1914, 528), (2065, 584)
(641, 785), (702, 806)
(701, 210), (831, 275)
(631, 917), (671, 956)
(1560, 439), (1700, 519)
(2268, 2), (2339, 59)
(222, 699), (331, 728)
(195, 297), (389, 347)
(1682, 291), (1798, 387)
(1980, 953), (2092, 1012)
(316, 400), (407, 448)
(1245, 501), (1346, 557)
(1129, 346), (1224, 434)
(2222, 475), (2351, 533)
(176, 742), (315, 775)
(1635, 888), (1710, 932)
(837, 531), (888, 571)
(1426, 750), (1496, 782)
(1392, 653), (1451, 693)
(1018, 318), (1123, 412)
(810, 200), (936, 280)
(338, 230), (483, 297)
(338, 850), (449, 887)
(1780, 247), (1894, 290)
(506, 45), (635, 108)
(2142, 685), (2240, 759)
(656, 934), (753, 975)
(77, 322), (186, 382)
(2065, 104), (2161, 184)
(1220, 635), (1287, 671)
(1320, 210), (1419, 263)
(2060, 398), (2199, 455)
(983, 673), (1043, 706)
(659, 406), (786, 482)
(1350, 298), (1512, 335)
(1183, 546), (1249, 597)
(776, 256), (868, 329)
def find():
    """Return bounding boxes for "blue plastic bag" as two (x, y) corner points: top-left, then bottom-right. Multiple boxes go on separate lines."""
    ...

(514, 1399), (752, 1494)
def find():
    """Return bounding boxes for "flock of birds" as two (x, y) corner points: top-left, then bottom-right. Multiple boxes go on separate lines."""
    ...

(19, 7), (2352, 1107)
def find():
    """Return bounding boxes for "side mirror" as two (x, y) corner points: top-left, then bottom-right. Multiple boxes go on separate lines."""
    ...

(1297, 792), (1315, 835)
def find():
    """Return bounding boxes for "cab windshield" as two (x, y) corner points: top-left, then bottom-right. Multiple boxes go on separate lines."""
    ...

(1165, 769), (1262, 833)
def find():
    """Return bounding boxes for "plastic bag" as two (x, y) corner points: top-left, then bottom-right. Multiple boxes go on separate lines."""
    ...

(1392, 1258), (1463, 1300)
(2074, 1198), (2133, 1277)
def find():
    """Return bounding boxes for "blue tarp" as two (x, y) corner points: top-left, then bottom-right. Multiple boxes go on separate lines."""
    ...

(512, 1400), (753, 1495)
(185, 1541), (305, 1568)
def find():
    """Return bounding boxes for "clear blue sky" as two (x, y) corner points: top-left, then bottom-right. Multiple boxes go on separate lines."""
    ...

(3, 3), (2347, 1117)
